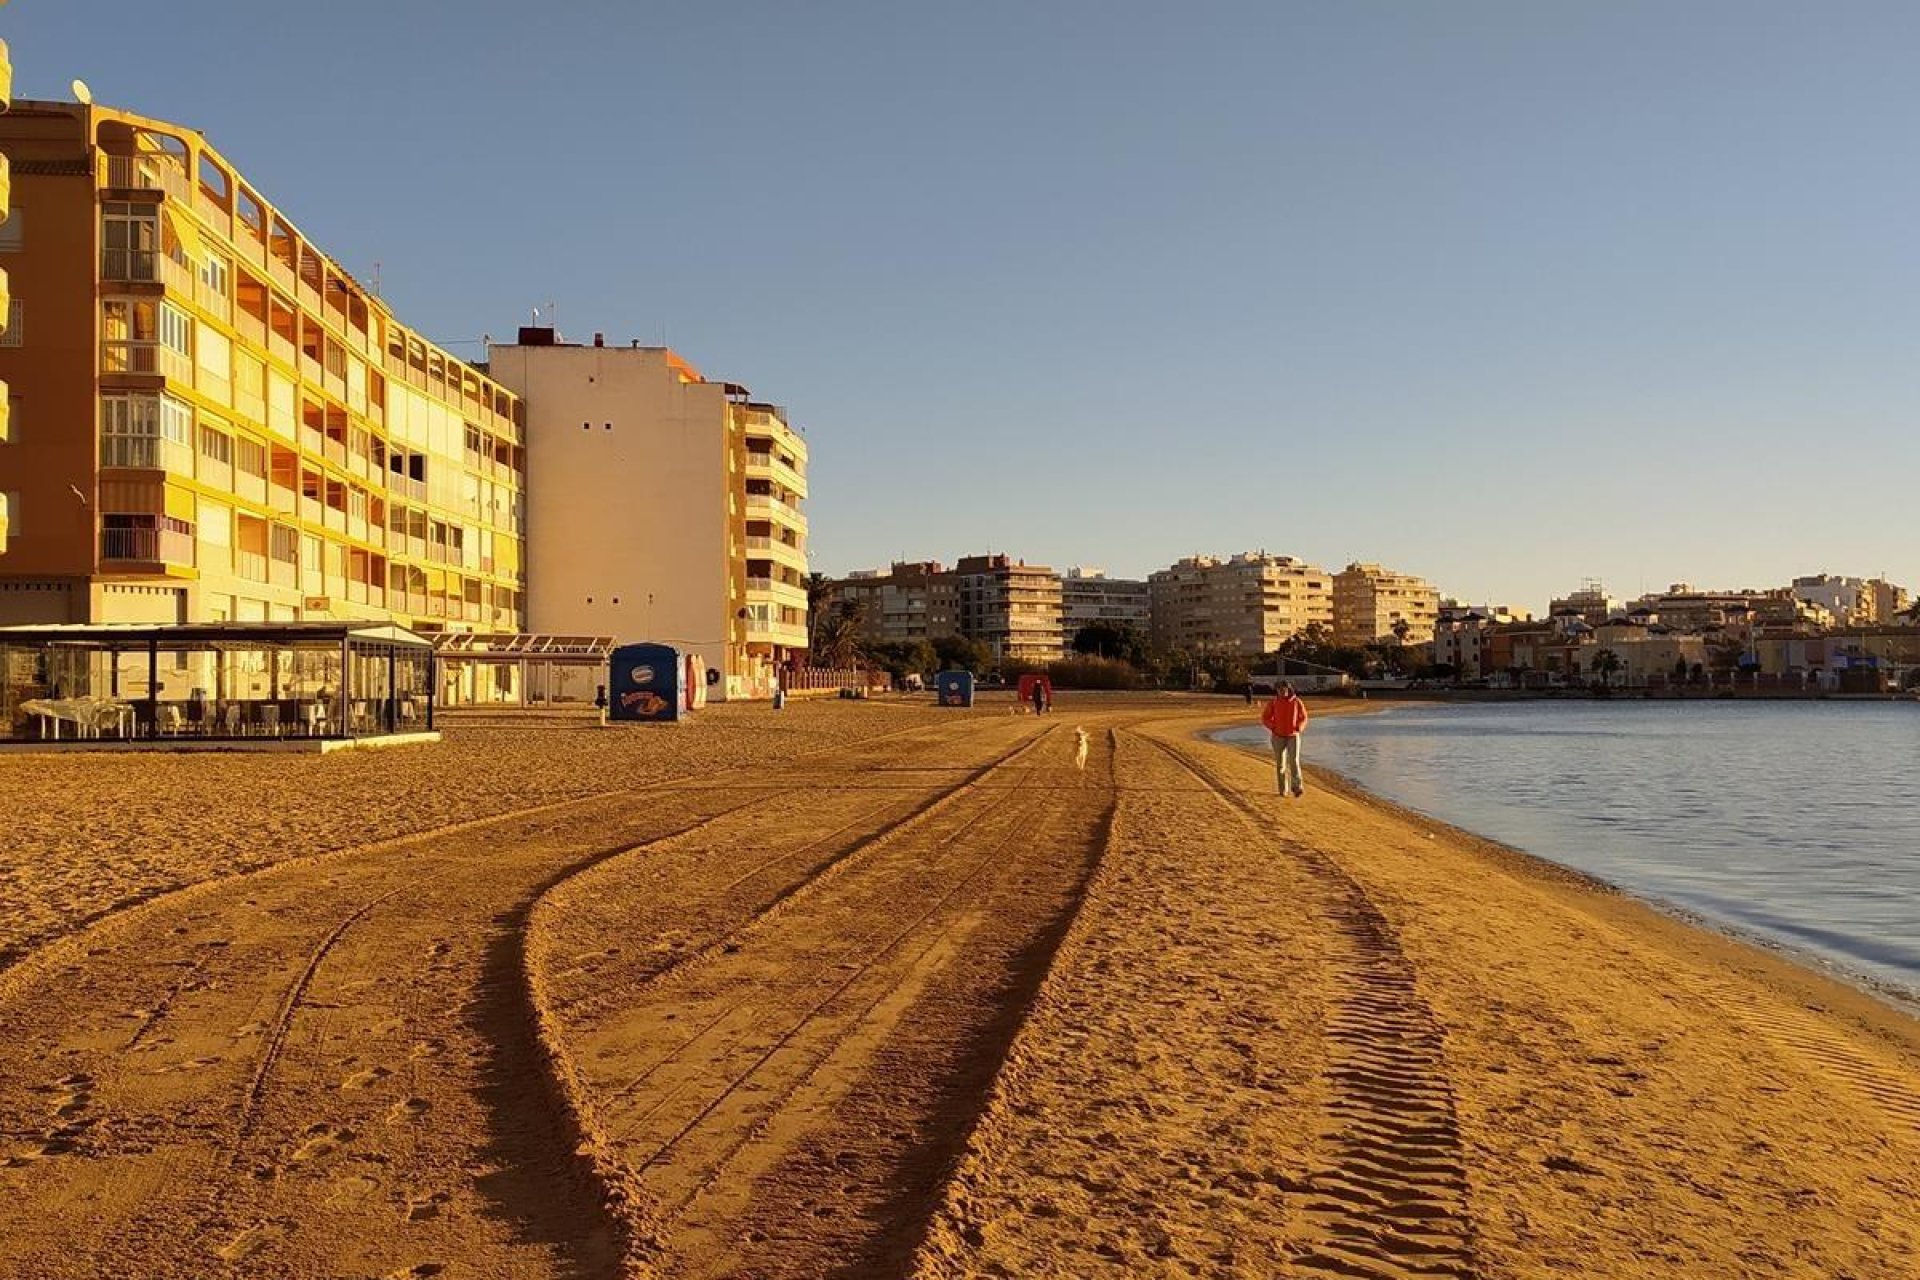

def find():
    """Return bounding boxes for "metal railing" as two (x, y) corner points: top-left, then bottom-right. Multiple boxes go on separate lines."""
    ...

(101, 153), (190, 201)
(101, 526), (194, 564)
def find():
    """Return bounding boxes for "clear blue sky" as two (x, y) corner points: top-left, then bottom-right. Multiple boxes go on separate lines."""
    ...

(11, 1), (1920, 609)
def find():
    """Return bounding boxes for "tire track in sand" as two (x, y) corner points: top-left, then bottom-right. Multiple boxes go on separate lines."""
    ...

(531, 722), (1117, 1277)
(1141, 732), (1478, 1280)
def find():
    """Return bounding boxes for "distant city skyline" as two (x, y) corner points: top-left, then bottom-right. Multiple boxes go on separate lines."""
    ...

(9, 1), (1920, 608)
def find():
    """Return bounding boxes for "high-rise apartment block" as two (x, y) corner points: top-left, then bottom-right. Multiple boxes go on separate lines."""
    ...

(1060, 567), (1149, 637)
(1148, 553), (1332, 655)
(1792, 575), (1911, 627)
(1549, 581), (1620, 625)
(1331, 562), (1441, 646)
(0, 102), (528, 629)
(831, 561), (960, 645)
(955, 554), (1063, 662)
(485, 332), (808, 700)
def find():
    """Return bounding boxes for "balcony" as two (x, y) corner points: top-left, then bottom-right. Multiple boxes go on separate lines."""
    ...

(235, 550), (269, 584)
(102, 247), (160, 284)
(101, 153), (190, 202)
(102, 526), (194, 566)
(745, 576), (810, 606)
(744, 534), (808, 571)
(100, 436), (193, 475)
(192, 189), (232, 244)
(746, 617), (810, 648)
(744, 450), (808, 499)
(744, 493), (807, 531)
(101, 339), (194, 387)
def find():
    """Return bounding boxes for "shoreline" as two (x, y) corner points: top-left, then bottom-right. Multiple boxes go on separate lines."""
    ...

(920, 712), (1920, 1278)
(1209, 708), (1920, 1018)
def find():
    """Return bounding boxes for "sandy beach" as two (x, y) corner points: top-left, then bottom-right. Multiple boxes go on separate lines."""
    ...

(1, 695), (1917, 1279)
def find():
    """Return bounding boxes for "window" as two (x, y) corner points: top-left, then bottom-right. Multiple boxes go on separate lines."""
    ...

(1, 393), (13, 442)
(159, 394), (193, 448)
(159, 302), (192, 357)
(198, 423), (233, 468)
(0, 491), (15, 543)
(234, 434), (267, 481)
(198, 252), (229, 300)
(0, 300), (21, 348)
(101, 203), (155, 278)
(0, 207), (20, 252)
(269, 523), (299, 565)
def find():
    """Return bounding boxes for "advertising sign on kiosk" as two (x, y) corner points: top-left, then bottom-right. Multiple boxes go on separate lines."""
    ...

(933, 670), (975, 708)
(608, 642), (686, 722)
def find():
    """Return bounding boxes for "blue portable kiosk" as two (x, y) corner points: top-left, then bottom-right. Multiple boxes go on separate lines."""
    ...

(608, 642), (685, 722)
(933, 670), (975, 708)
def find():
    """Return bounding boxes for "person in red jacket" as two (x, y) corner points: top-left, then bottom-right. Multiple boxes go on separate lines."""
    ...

(1260, 681), (1310, 798)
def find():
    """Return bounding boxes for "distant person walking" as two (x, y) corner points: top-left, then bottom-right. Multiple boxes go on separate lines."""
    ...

(1261, 681), (1309, 798)
(1030, 679), (1048, 717)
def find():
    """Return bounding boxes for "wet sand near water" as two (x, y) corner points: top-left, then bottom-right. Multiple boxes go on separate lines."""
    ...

(0, 696), (1916, 1278)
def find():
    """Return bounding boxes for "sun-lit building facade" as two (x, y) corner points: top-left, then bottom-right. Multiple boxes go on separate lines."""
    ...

(1331, 561), (1441, 646)
(0, 100), (527, 630)
(485, 331), (809, 699)
(1148, 553), (1332, 655)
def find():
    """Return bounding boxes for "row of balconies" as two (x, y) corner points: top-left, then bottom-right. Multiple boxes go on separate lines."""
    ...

(744, 449), (808, 498)
(93, 174), (524, 443)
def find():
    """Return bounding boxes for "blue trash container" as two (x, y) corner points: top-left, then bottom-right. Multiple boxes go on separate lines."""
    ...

(608, 642), (684, 722)
(933, 670), (975, 708)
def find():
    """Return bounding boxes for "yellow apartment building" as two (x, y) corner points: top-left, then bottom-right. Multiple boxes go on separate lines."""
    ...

(1148, 553), (1333, 655)
(0, 100), (527, 630)
(1331, 561), (1440, 646)
(485, 330), (809, 699)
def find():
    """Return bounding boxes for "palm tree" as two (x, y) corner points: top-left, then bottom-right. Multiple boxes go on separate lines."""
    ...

(814, 601), (866, 670)
(1591, 648), (1623, 689)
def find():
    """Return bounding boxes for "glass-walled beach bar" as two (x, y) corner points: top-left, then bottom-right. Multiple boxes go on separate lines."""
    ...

(0, 622), (436, 747)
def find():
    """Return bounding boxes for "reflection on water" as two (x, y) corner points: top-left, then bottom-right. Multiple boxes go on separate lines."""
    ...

(1218, 702), (1920, 998)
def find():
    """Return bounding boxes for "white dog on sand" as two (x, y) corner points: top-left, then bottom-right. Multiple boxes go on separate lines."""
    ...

(1073, 727), (1090, 771)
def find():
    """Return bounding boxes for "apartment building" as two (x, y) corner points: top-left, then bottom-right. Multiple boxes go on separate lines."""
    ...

(954, 554), (1063, 663)
(486, 331), (809, 699)
(1548, 582), (1620, 625)
(1060, 567), (1149, 638)
(0, 100), (527, 630)
(1792, 574), (1911, 627)
(1332, 562), (1440, 646)
(830, 561), (959, 645)
(1148, 553), (1333, 655)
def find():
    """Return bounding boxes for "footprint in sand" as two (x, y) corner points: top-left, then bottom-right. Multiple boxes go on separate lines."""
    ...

(324, 1173), (382, 1207)
(385, 1264), (446, 1279)
(387, 1097), (432, 1123)
(291, 1124), (357, 1162)
(341, 1065), (394, 1091)
(409, 1039), (447, 1060)
(403, 1190), (451, 1222)
(215, 1220), (288, 1263)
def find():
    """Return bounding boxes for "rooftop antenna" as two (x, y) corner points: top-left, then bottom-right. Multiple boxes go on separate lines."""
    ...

(72, 79), (94, 106)
(370, 260), (382, 298)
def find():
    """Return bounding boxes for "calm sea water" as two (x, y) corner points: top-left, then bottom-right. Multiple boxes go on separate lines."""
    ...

(1217, 702), (1920, 1000)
